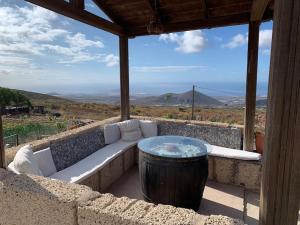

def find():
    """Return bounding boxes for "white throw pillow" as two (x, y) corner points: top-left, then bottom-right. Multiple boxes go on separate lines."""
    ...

(13, 145), (43, 176)
(139, 120), (158, 138)
(118, 119), (140, 132)
(104, 123), (121, 144)
(121, 129), (142, 142)
(34, 148), (57, 177)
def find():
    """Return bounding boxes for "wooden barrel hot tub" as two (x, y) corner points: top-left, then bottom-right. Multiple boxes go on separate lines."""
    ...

(138, 136), (209, 211)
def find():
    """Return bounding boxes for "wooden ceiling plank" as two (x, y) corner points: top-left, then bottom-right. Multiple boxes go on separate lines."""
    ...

(209, 2), (252, 17)
(128, 11), (273, 37)
(201, 0), (208, 19)
(25, 0), (125, 36)
(251, 0), (271, 21)
(145, 0), (163, 22)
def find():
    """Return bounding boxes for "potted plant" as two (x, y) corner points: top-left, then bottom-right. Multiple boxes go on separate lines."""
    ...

(255, 127), (265, 154)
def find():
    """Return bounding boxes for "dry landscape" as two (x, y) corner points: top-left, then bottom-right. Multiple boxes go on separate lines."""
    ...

(2, 90), (266, 146)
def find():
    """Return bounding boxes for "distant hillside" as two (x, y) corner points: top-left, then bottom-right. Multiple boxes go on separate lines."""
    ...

(256, 99), (267, 107)
(15, 89), (74, 106)
(132, 90), (224, 107)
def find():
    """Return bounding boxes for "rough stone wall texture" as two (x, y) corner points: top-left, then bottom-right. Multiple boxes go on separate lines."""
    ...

(0, 169), (244, 225)
(0, 169), (98, 225)
(132, 116), (243, 149)
(51, 127), (105, 171)
(158, 122), (241, 149)
(208, 156), (262, 192)
(78, 194), (206, 225)
(4, 116), (120, 167)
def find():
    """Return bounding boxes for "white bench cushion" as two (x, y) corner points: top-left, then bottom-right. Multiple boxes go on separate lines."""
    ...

(139, 120), (158, 138)
(209, 145), (261, 161)
(104, 123), (121, 144)
(34, 148), (57, 177)
(118, 119), (140, 132)
(118, 119), (142, 142)
(12, 145), (43, 176)
(49, 139), (140, 183)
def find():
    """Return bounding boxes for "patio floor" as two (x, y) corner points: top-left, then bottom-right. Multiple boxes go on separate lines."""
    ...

(106, 166), (260, 225)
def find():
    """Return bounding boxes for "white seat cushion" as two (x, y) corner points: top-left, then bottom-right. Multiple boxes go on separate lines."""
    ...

(118, 119), (140, 132)
(49, 139), (141, 183)
(104, 123), (121, 144)
(121, 129), (142, 142)
(34, 148), (57, 177)
(118, 119), (142, 142)
(13, 145), (43, 176)
(7, 162), (21, 174)
(208, 145), (261, 161)
(139, 120), (158, 138)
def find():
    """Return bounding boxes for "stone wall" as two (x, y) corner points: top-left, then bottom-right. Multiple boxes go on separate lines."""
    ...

(208, 156), (261, 192)
(133, 116), (243, 149)
(4, 116), (121, 167)
(0, 169), (243, 225)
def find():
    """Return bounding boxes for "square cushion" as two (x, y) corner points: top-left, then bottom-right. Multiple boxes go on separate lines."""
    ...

(118, 119), (140, 132)
(104, 123), (121, 144)
(139, 120), (158, 138)
(13, 145), (43, 176)
(121, 129), (142, 142)
(34, 147), (57, 177)
(118, 119), (142, 142)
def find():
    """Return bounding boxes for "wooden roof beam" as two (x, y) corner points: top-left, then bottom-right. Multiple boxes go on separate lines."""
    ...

(25, 0), (125, 36)
(70, 0), (85, 10)
(92, 0), (122, 24)
(251, 0), (271, 21)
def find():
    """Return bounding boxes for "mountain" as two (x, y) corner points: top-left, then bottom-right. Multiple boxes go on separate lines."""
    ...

(16, 89), (74, 106)
(131, 90), (224, 107)
(13, 88), (223, 107)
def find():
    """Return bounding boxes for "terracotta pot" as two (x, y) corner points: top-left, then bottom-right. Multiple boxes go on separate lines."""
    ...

(255, 132), (265, 154)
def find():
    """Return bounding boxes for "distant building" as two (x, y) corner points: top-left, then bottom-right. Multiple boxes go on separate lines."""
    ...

(33, 106), (45, 114)
(4, 106), (30, 115)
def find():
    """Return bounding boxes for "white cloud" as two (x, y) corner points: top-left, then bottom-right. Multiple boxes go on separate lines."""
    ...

(159, 30), (207, 54)
(222, 34), (248, 49)
(66, 33), (104, 50)
(222, 29), (273, 51)
(102, 54), (119, 67)
(0, 4), (117, 68)
(259, 29), (272, 48)
(0, 55), (31, 65)
(132, 65), (207, 73)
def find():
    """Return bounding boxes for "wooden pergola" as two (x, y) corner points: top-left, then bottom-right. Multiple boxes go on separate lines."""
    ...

(1, 0), (299, 224)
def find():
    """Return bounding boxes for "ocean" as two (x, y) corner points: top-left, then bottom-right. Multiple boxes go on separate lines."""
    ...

(19, 81), (269, 97)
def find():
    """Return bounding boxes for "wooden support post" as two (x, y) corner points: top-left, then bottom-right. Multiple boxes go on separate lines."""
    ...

(191, 85), (195, 120)
(243, 21), (260, 151)
(259, 0), (300, 224)
(119, 36), (130, 121)
(0, 115), (5, 168)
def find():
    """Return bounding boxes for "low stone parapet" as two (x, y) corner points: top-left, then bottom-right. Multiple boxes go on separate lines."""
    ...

(0, 169), (243, 225)
(208, 156), (261, 192)
(132, 116), (243, 149)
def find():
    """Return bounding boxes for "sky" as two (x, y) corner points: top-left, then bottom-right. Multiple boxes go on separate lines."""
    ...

(0, 0), (273, 96)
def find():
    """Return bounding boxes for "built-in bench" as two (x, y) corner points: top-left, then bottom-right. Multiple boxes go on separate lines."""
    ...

(7, 117), (262, 192)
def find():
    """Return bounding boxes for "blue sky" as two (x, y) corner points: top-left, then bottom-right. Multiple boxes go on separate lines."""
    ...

(0, 0), (272, 96)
